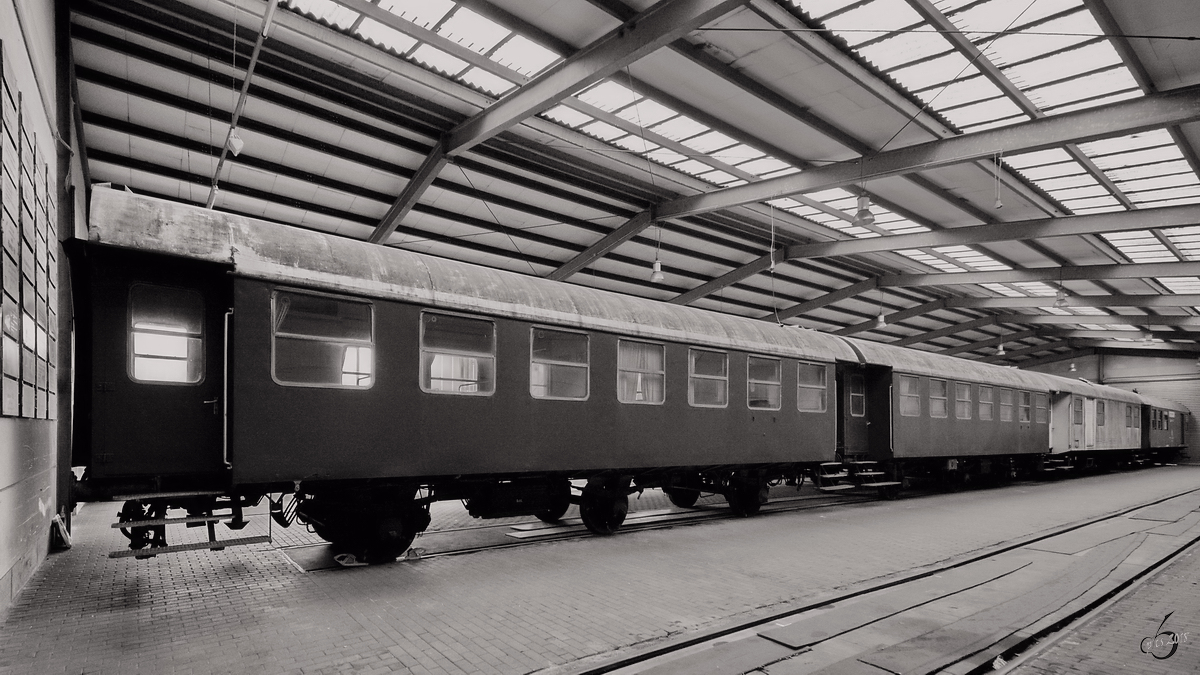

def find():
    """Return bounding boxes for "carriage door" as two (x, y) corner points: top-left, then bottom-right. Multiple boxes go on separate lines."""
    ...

(92, 254), (229, 479)
(1070, 396), (1085, 449)
(838, 365), (870, 459)
(1084, 398), (1097, 449)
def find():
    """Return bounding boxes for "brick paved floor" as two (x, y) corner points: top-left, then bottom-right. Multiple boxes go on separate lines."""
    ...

(0, 467), (1197, 675)
(1011, 539), (1200, 675)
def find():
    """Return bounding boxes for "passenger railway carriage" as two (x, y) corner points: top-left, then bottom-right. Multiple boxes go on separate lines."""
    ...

(72, 188), (1189, 563)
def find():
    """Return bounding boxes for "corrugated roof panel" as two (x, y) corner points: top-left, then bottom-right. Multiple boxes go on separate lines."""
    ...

(380, 0), (454, 28)
(699, 170), (740, 185)
(788, 0), (860, 20)
(943, 97), (1025, 127)
(1160, 278), (1200, 293)
(1108, 160), (1194, 182)
(578, 81), (640, 112)
(542, 105), (592, 127)
(821, 0), (925, 47)
(1026, 68), (1139, 109)
(410, 43), (468, 75)
(615, 99), (677, 127)
(672, 159), (715, 176)
(646, 147), (688, 165)
(916, 75), (1006, 109)
(650, 116), (710, 141)
(1001, 40), (1117, 89)
(580, 120), (626, 141)
(1046, 184), (1110, 201)
(1079, 130), (1174, 157)
(1016, 161), (1088, 181)
(356, 18), (419, 53)
(458, 67), (516, 96)
(1130, 186), (1200, 204)
(712, 145), (764, 165)
(681, 130), (738, 154)
(983, 11), (1097, 66)
(437, 7), (509, 54)
(980, 283), (1025, 297)
(285, 0), (360, 29)
(740, 157), (792, 176)
(1092, 146), (1184, 170)
(612, 135), (658, 154)
(1119, 174), (1200, 193)
(858, 31), (954, 70)
(1002, 148), (1075, 169)
(888, 51), (973, 91)
(1060, 195), (1122, 211)
(489, 35), (560, 77)
(1045, 89), (1141, 115)
(1037, 174), (1100, 190)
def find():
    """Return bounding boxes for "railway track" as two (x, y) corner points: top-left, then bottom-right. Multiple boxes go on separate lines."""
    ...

(568, 484), (1200, 675)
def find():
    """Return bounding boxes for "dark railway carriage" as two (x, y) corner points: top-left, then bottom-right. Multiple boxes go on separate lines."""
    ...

(72, 189), (1191, 563)
(76, 188), (864, 560)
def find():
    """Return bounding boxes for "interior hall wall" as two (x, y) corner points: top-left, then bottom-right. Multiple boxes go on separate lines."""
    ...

(0, 0), (65, 619)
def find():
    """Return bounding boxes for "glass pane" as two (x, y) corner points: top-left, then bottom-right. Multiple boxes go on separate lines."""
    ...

(531, 362), (588, 400)
(276, 292), (371, 341)
(797, 387), (826, 413)
(930, 379), (947, 398)
(131, 284), (203, 335)
(748, 382), (780, 409)
(797, 362), (826, 387)
(900, 375), (920, 396)
(690, 350), (727, 377)
(931, 398), (948, 418)
(618, 370), (664, 404)
(748, 356), (780, 383)
(691, 377), (728, 407)
(423, 352), (495, 394)
(618, 340), (664, 373)
(532, 329), (587, 364)
(276, 337), (346, 385)
(422, 313), (494, 354)
(341, 346), (373, 387)
(133, 332), (189, 358)
(133, 357), (189, 383)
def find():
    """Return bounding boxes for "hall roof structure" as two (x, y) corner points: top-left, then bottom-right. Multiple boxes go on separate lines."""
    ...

(68, 0), (1200, 366)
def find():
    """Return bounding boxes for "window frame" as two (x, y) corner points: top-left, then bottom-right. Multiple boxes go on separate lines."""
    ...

(688, 348), (729, 409)
(1096, 400), (1106, 427)
(796, 360), (828, 413)
(1034, 393), (1049, 424)
(1073, 397), (1084, 425)
(849, 373), (866, 417)
(747, 355), (782, 411)
(418, 310), (495, 396)
(271, 288), (377, 390)
(999, 388), (1014, 422)
(929, 378), (948, 418)
(899, 375), (921, 417)
(529, 326), (590, 401)
(617, 338), (666, 405)
(955, 382), (972, 420)
(1019, 391), (1032, 422)
(127, 283), (206, 386)
(978, 385), (994, 421)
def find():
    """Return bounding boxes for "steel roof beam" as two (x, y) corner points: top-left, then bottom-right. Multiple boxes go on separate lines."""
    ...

(881, 261), (1200, 287)
(368, 0), (748, 244)
(939, 329), (1042, 356)
(992, 315), (1200, 327)
(833, 299), (949, 335)
(771, 278), (879, 322)
(891, 317), (998, 347)
(548, 210), (655, 281)
(783, 204), (1200, 261)
(654, 84), (1200, 221)
(947, 295), (1200, 309)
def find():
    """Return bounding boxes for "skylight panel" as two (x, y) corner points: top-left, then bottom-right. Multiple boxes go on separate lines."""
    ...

(437, 8), (509, 54)
(1070, 203), (1127, 215)
(1060, 195), (1121, 211)
(489, 35), (560, 77)
(916, 74), (1006, 109)
(700, 170), (740, 185)
(1012, 282), (1057, 296)
(285, 0), (360, 29)
(681, 131), (738, 154)
(1002, 41), (1120, 90)
(979, 283), (1025, 297)
(858, 31), (954, 70)
(821, 0), (925, 47)
(808, 187), (857, 203)
(1130, 186), (1200, 205)
(1025, 68), (1138, 109)
(542, 105), (592, 128)
(650, 116), (709, 142)
(356, 18), (419, 53)
(1042, 307), (1073, 316)
(940, 97), (1025, 128)
(615, 99), (677, 127)
(1069, 306), (1108, 316)
(1015, 161), (1088, 182)
(612, 135), (658, 154)
(766, 197), (804, 210)
(646, 147), (688, 165)
(1046, 90), (1140, 115)
(1092, 146), (1184, 170)
(960, 115), (1027, 132)
(410, 44), (468, 75)
(949, 0), (1080, 35)
(983, 11), (1097, 66)
(578, 81), (640, 113)
(1079, 130), (1174, 157)
(458, 67), (516, 96)
(379, 0), (454, 29)
(580, 121), (626, 141)
(740, 157), (792, 176)
(1036, 174), (1098, 191)
(1119, 174), (1199, 194)
(1161, 278), (1200, 294)
(760, 166), (802, 179)
(1102, 231), (1175, 262)
(1046, 184), (1109, 201)
(712, 145), (764, 166)
(889, 52), (973, 93)
(1004, 148), (1076, 169)
(788, 0), (860, 21)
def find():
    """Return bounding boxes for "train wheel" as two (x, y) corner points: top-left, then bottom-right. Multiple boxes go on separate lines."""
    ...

(536, 479), (572, 523)
(664, 487), (701, 508)
(579, 483), (628, 535)
(726, 479), (767, 517)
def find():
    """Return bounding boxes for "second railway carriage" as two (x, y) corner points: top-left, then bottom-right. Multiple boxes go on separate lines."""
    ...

(72, 188), (1189, 563)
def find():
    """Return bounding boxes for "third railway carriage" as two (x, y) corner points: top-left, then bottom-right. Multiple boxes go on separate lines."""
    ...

(72, 188), (1189, 563)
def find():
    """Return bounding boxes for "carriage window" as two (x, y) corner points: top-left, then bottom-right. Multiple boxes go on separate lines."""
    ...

(797, 362), (827, 413)
(955, 383), (972, 420)
(979, 386), (993, 421)
(420, 312), (494, 395)
(1073, 397), (1084, 425)
(1096, 400), (1106, 426)
(618, 339), (664, 404)
(129, 284), (204, 384)
(1126, 404), (1133, 428)
(1035, 393), (1048, 423)
(274, 291), (374, 388)
(747, 356), (781, 410)
(1164, 411), (1170, 431)
(849, 374), (866, 417)
(1019, 391), (1032, 422)
(689, 349), (728, 408)
(929, 379), (948, 418)
(899, 375), (921, 417)
(1134, 407), (1140, 429)
(1000, 388), (1014, 422)
(530, 328), (588, 400)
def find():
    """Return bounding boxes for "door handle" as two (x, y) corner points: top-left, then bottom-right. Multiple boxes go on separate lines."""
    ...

(203, 398), (219, 414)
